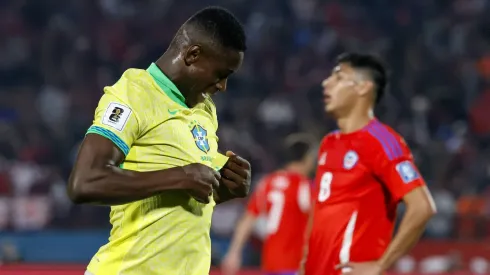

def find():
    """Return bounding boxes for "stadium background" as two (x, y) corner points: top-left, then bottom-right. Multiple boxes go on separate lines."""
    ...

(0, 0), (489, 274)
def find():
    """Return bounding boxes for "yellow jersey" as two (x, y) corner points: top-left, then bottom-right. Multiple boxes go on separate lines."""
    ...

(85, 63), (228, 275)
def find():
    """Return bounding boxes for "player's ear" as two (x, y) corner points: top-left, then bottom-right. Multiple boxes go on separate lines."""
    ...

(184, 45), (202, 66)
(357, 81), (373, 98)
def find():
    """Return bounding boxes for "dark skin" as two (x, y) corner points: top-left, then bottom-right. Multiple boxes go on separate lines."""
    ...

(213, 151), (251, 203)
(157, 27), (243, 108)
(67, 24), (250, 205)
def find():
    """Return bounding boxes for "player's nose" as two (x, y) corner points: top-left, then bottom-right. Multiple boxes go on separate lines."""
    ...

(322, 80), (331, 94)
(322, 78), (329, 88)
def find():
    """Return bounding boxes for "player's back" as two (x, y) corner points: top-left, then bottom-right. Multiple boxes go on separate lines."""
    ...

(86, 64), (223, 275)
(306, 119), (425, 275)
(247, 171), (310, 272)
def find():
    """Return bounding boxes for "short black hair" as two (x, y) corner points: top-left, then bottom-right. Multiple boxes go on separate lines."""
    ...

(337, 52), (388, 104)
(186, 7), (247, 52)
(283, 134), (314, 163)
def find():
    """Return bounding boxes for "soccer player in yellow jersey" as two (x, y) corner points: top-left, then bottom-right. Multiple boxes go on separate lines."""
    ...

(67, 7), (251, 275)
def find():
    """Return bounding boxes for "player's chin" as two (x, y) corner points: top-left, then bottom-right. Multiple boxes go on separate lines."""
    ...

(324, 104), (335, 114)
(197, 92), (210, 103)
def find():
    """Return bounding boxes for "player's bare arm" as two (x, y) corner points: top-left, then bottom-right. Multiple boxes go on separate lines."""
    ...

(213, 151), (251, 204)
(299, 207), (315, 275)
(68, 134), (220, 205)
(336, 186), (436, 275)
(221, 211), (256, 275)
(377, 186), (436, 270)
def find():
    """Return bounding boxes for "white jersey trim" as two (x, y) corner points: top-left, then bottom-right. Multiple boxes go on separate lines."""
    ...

(339, 211), (358, 273)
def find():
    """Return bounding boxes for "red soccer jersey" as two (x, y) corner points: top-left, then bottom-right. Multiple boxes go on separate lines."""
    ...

(247, 171), (311, 273)
(305, 119), (425, 275)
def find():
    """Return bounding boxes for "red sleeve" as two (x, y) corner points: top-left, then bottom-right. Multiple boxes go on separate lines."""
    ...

(246, 178), (268, 216)
(371, 135), (425, 202)
(246, 189), (260, 216)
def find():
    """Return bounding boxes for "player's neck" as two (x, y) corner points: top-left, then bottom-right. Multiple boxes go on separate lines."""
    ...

(155, 56), (193, 105)
(337, 109), (374, 134)
(156, 56), (179, 84)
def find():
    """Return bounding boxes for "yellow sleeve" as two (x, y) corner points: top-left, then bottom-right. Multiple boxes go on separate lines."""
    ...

(86, 83), (141, 156)
(212, 153), (229, 171)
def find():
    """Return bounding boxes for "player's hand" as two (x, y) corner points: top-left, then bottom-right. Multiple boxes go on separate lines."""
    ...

(221, 252), (242, 275)
(298, 254), (307, 275)
(298, 262), (306, 275)
(220, 151), (251, 198)
(181, 163), (221, 204)
(335, 261), (383, 275)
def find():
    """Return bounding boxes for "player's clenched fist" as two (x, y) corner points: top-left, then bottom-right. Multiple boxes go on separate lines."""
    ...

(220, 151), (251, 198)
(181, 163), (221, 204)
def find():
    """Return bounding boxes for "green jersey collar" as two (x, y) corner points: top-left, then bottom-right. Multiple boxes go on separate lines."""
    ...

(147, 63), (188, 108)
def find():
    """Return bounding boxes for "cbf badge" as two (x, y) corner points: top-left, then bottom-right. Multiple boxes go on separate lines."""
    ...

(190, 120), (210, 153)
(343, 150), (358, 170)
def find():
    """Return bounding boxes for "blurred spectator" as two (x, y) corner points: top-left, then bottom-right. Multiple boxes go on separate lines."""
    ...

(394, 256), (416, 274)
(470, 257), (490, 274)
(419, 250), (463, 273)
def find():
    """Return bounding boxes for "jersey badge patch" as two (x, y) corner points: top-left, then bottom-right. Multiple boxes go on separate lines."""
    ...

(343, 150), (358, 170)
(102, 102), (132, 132)
(190, 120), (210, 153)
(396, 160), (420, 183)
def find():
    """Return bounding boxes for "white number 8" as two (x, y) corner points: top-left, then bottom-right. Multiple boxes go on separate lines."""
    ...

(318, 172), (333, 202)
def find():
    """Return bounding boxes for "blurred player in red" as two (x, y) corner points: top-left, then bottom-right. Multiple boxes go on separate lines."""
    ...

(301, 53), (437, 275)
(222, 134), (316, 275)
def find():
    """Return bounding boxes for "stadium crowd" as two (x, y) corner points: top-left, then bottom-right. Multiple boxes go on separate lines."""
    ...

(0, 0), (489, 270)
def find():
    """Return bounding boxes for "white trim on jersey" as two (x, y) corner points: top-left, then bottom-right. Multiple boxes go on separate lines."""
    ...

(339, 211), (358, 273)
(297, 181), (311, 213)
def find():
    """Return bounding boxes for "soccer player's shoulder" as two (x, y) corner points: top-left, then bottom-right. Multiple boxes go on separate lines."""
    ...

(320, 130), (340, 147)
(106, 68), (154, 104)
(107, 68), (172, 121)
(361, 120), (409, 160)
(325, 129), (340, 139)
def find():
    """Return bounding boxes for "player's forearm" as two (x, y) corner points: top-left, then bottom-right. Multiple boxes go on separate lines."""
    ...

(377, 200), (435, 271)
(303, 209), (314, 247)
(227, 212), (256, 255)
(300, 208), (314, 271)
(68, 165), (187, 205)
(306, 209), (314, 242)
